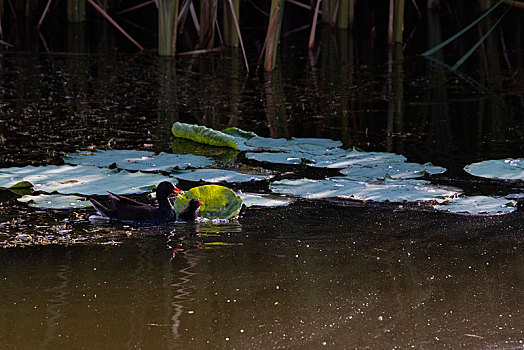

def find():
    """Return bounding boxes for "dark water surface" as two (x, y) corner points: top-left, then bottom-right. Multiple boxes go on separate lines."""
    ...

(1, 20), (524, 349)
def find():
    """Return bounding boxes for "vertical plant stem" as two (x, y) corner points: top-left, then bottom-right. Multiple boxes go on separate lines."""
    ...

(67, 0), (85, 22)
(199, 0), (218, 49)
(388, 0), (394, 44)
(348, 0), (355, 28)
(227, 0), (249, 72)
(337, 0), (348, 29)
(223, 0), (239, 47)
(393, 0), (405, 44)
(264, 0), (285, 71)
(158, 0), (179, 55)
(308, 0), (321, 50)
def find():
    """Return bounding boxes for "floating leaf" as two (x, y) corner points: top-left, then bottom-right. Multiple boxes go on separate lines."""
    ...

(464, 159), (524, 180)
(172, 169), (268, 184)
(65, 150), (213, 171)
(434, 196), (517, 215)
(174, 185), (242, 219)
(237, 192), (292, 208)
(222, 127), (258, 151)
(18, 194), (92, 209)
(246, 136), (342, 152)
(311, 148), (407, 169)
(340, 162), (446, 181)
(270, 177), (460, 202)
(0, 165), (176, 195)
(245, 151), (313, 165)
(7, 181), (34, 196)
(172, 122), (239, 150)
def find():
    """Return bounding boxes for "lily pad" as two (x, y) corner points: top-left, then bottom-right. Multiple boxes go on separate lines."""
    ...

(246, 136), (342, 153)
(270, 177), (460, 202)
(172, 122), (239, 150)
(172, 169), (268, 184)
(222, 127), (258, 151)
(340, 162), (446, 181)
(174, 185), (242, 219)
(464, 159), (524, 180)
(434, 196), (517, 215)
(7, 181), (34, 196)
(237, 192), (292, 208)
(0, 165), (176, 195)
(311, 148), (408, 169)
(65, 150), (213, 171)
(18, 194), (92, 209)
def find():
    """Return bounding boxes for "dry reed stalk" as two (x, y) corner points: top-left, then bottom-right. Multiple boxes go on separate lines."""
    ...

(264, 0), (285, 71)
(37, 0), (53, 28)
(87, 0), (144, 50)
(116, 0), (155, 15)
(308, 0), (321, 50)
(227, 0), (250, 72)
(199, 0), (218, 49)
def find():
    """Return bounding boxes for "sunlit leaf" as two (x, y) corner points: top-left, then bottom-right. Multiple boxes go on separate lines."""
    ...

(0, 165), (176, 195)
(65, 149), (213, 171)
(434, 196), (517, 215)
(222, 127), (258, 151)
(237, 191), (293, 207)
(174, 185), (242, 219)
(172, 122), (239, 150)
(7, 181), (34, 196)
(340, 162), (446, 181)
(18, 194), (92, 209)
(172, 168), (268, 183)
(464, 158), (524, 180)
(270, 177), (460, 202)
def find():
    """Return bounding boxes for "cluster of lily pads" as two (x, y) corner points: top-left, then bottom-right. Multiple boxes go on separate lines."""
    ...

(0, 122), (520, 217)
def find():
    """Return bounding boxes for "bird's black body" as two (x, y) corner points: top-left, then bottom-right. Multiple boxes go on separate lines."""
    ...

(90, 181), (182, 225)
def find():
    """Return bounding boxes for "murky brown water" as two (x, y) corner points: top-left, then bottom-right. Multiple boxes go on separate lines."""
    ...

(1, 8), (524, 348)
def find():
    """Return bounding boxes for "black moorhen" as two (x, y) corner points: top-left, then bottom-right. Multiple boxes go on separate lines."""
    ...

(177, 198), (203, 222)
(90, 181), (183, 225)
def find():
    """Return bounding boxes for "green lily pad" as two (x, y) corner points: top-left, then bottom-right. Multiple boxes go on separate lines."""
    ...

(236, 192), (292, 208)
(464, 159), (524, 180)
(434, 196), (517, 215)
(172, 122), (239, 150)
(7, 181), (34, 196)
(222, 127), (258, 151)
(65, 150), (213, 171)
(18, 194), (92, 209)
(172, 169), (268, 184)
(174, 185), (242, 219)
(270, 177), (460, 202)
(0, 165), (176, 195)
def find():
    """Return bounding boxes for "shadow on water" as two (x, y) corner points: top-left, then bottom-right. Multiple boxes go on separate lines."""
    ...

(0, 7), (523, 348)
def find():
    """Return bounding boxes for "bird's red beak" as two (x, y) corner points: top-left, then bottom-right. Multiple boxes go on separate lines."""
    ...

(173, 187), (184, 196)
(197, 200), (203, 206)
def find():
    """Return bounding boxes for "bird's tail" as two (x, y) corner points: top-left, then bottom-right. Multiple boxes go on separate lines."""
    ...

(90, 198), (115, 218)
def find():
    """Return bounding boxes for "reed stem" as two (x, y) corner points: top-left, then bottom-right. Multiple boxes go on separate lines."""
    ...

(264, 0), (285, 71)
(393, 0), (405, 43)
(199, 0), (218, 49)
(223, 0), (239, 47)
(67, 0), (86, 22)
(158, 0), (179, 55)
